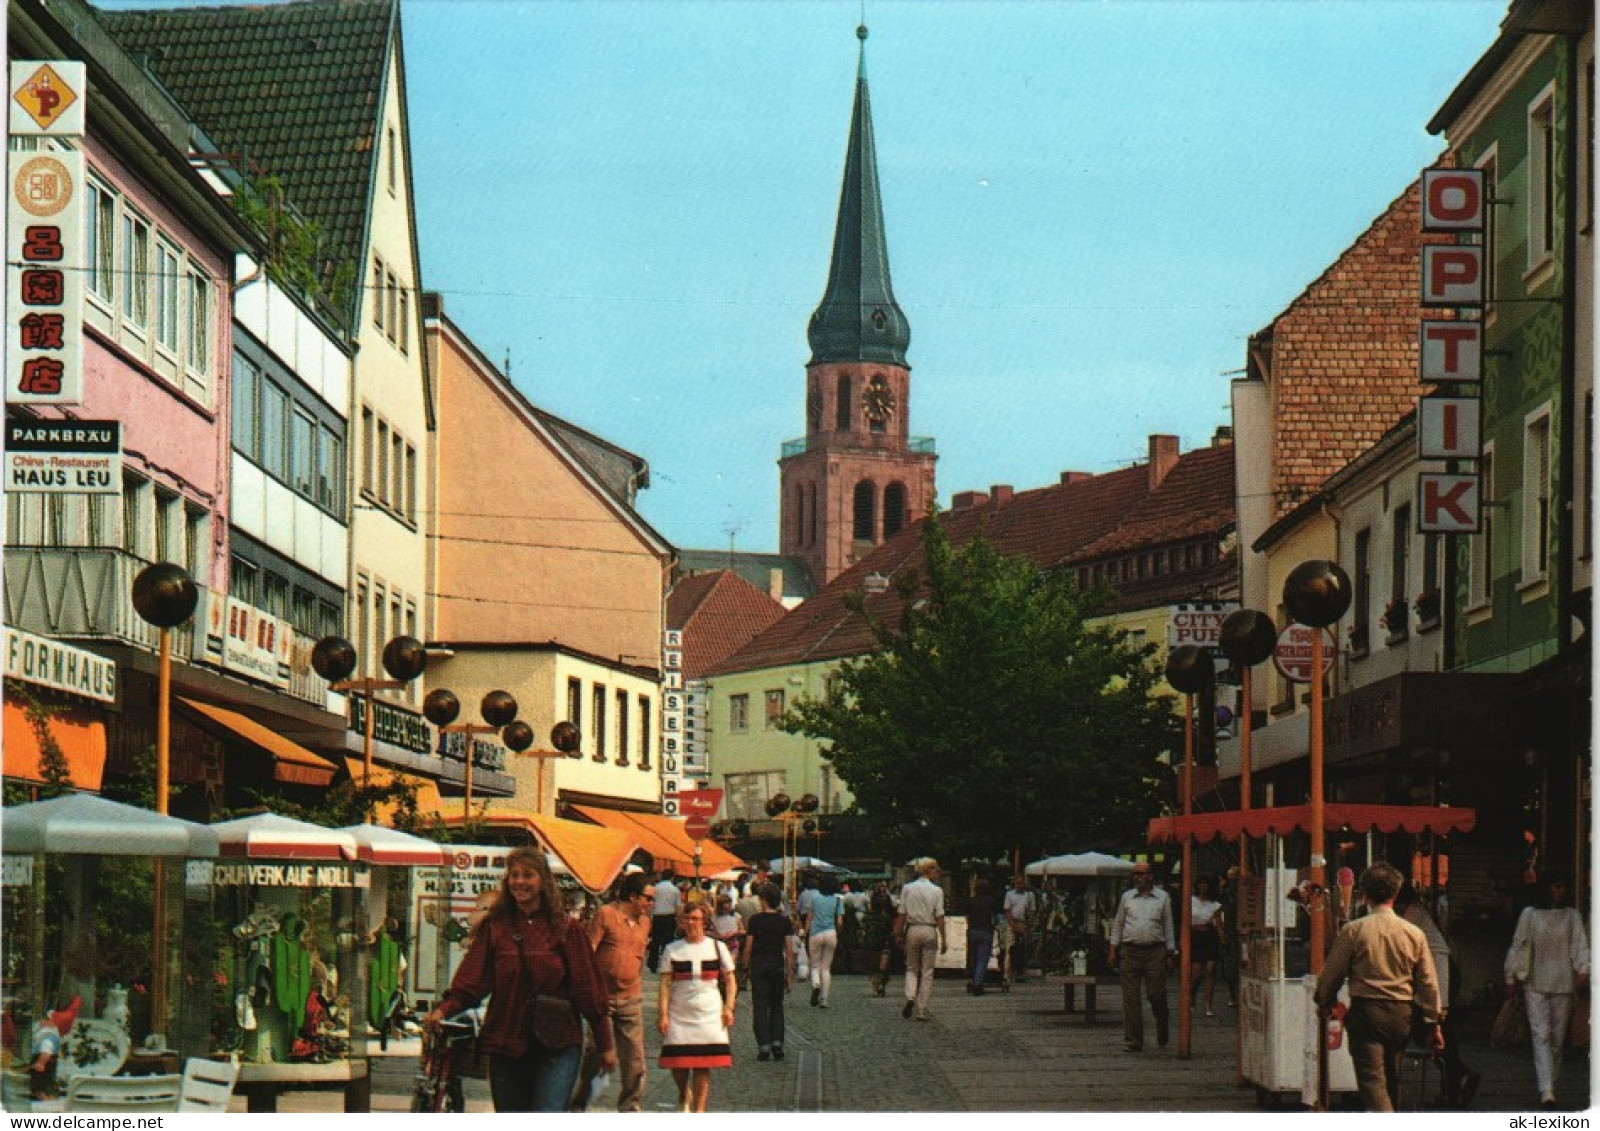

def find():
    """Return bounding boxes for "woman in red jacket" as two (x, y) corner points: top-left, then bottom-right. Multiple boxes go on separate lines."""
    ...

(426, 846), (616, 1111)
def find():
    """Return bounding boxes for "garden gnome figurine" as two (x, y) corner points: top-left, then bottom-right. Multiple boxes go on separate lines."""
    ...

(29, 994), (80, 1099)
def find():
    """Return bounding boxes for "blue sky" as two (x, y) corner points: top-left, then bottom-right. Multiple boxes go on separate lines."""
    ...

(111, 0), (1514, 555)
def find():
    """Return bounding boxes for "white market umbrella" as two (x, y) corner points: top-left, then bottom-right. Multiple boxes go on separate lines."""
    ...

(2, 793), (218, 857)
(337, 823), (450, 867)
(769, 856), (844, 873)
(211, 812), (358, 860)
(1025, 851), (1138, 878)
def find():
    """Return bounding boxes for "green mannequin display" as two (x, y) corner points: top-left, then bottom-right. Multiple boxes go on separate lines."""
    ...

(273, 914), (312, 1033)
(369, 931), (401, 1028)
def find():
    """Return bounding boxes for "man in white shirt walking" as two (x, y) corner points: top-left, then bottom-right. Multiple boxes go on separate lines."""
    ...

(1109, 862), (1176, 1053)
(896, 857), (947, 1022)
(1002, 875), (1037, 983)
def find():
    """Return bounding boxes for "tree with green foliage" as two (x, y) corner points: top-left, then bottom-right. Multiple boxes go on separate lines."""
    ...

(782, 515), (1175, 865)
(3, 682), (76, 803)
(231, 174), (353, 313)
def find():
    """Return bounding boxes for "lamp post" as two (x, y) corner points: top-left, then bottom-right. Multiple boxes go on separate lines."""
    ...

(1166, 643), (1214, 1061)
(130, 561), (199, 1047)
(1216, 607), (1277, 1083)
(765, 792), (798, 906)
(1217, 609), (1278, 880)
(1281, 560), (1352, 976)
(311, 634), (428, 794)
(422, 689), (530, 821)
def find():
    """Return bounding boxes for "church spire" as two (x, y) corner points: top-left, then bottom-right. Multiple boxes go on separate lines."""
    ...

(806, 23), (910, 368)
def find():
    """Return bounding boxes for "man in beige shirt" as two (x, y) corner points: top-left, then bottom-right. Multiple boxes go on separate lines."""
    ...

(1314, 862), (1444, 1112)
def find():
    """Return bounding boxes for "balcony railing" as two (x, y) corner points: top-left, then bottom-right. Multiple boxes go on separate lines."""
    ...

(5, 545), (330, 708)
(5, 546), (192, 656)
(780, 435), (937, 459)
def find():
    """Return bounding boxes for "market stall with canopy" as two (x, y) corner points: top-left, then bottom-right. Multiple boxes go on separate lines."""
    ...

(1148, 802), (1477, 1107)
(397, 811), (641, 1007)
(207, 814), (369, 1111)
(335, 825), (449, 1040)
(1, 794), (220, 1103)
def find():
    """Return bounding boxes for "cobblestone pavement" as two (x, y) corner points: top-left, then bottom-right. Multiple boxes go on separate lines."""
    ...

(305, 972), (1589, 1113)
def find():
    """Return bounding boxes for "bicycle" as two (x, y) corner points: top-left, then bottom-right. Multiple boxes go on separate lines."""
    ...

(410, 1011), (480, 1113)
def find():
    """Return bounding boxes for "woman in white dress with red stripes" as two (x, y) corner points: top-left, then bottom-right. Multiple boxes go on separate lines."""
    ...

(657, 902), (737, 1112)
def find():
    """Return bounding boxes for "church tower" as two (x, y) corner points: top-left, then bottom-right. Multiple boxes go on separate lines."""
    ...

(779, 25), (936, 587)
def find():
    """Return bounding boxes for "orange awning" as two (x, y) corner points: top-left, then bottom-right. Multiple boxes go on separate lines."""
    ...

(340, 757), (444, 820)
(422, 807), (640, 894)
(179, 698), (338, 787)
(1147, 803), (1477, 845)
(570, 804), (746, 875)
(2, 700), (106, 791)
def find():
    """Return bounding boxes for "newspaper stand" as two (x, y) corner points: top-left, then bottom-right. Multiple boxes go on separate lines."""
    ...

(1, 794), (220, 1107)
(208, 814), (370, 1112)
(1149, 802), (1475, 1108)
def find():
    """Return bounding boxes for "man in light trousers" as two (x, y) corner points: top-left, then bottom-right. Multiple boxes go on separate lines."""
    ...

(897, 857), (947, 1022)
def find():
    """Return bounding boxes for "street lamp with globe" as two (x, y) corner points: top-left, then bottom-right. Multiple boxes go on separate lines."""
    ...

(422, 688), (535, 821)
(1281, 560), (1352, 977)
(1217, 608), (1278, 879)
(310, 633), (428, 793)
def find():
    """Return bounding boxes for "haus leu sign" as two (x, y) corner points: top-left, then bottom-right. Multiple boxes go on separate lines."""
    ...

(1416, 168), (1484, 533)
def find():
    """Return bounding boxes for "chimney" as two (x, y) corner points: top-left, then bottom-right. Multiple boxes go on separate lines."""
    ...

(989, 485), (1014, 510)
(951, 490), (989, 511)
(1059, 471), (1093, 485)
(1148, 434), (1180, 491)
(1212, 425), (1233, 447)
(768, 568), (784, 601)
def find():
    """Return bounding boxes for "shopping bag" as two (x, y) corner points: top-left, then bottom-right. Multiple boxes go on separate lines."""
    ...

(1491, 993), (1529, 1048)
(1567, 992), (1590, 1049)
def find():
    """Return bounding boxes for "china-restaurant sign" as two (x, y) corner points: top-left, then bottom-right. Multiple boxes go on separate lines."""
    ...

(192, 588), (292, 690)
(5, 625), (116, 703)
(7, 62), (86, 406)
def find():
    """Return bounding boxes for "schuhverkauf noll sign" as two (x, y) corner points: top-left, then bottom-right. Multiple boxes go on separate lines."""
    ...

(4, 418), (120, 492)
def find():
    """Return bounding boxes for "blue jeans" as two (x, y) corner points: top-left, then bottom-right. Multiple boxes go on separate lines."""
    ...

(968, 929), (993, 987)
(489, 1043), (582, 1112)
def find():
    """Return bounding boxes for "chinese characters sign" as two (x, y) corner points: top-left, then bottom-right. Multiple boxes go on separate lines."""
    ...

(6, 149), (83, 404)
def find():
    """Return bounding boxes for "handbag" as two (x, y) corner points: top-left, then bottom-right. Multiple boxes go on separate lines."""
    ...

(1491, 991), (1530, 1048)
(513, 924), (580, 1050)
(1568, 992), (1590, 1049)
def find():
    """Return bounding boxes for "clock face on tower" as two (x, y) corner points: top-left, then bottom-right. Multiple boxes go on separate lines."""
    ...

(863, 377), (895, 422)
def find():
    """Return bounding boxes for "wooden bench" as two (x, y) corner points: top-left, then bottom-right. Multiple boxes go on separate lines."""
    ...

(1061, 975), (1101, 1022)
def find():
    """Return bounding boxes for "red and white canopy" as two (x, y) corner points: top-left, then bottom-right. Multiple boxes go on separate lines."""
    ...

(337, 823), (450, 867)
(211, 813), (359, 860)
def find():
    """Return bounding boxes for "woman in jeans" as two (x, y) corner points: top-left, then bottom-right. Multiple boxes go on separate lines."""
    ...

(427, 846), (615, 1111)
(965, 877), (999, 995)
(740, 883), (795, 1061)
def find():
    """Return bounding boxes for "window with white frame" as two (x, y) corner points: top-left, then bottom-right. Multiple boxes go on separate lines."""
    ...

(764, 689), (785, 728)
(186, 268), (211, 377)
(87, 178), (115, 304)
(121, 209), (150, 329)
(729, 693), (749, 732)
(154, 240), (180, 354)
(1470, 445), (1496, 609)
(260, 379), (288, 480)
(1522, 405), (1552, 583)
(372, 256), (385, 333)
(291, 408), (316, 497)
(1529, 86), (1556, 269)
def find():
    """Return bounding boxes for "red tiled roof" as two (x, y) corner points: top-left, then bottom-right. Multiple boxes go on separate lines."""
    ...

(1064, 444), (1235, 562)
(709, 442), (1237, 675)
(668, 570), (787, 681)
(1256, 179), (1449, 519)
